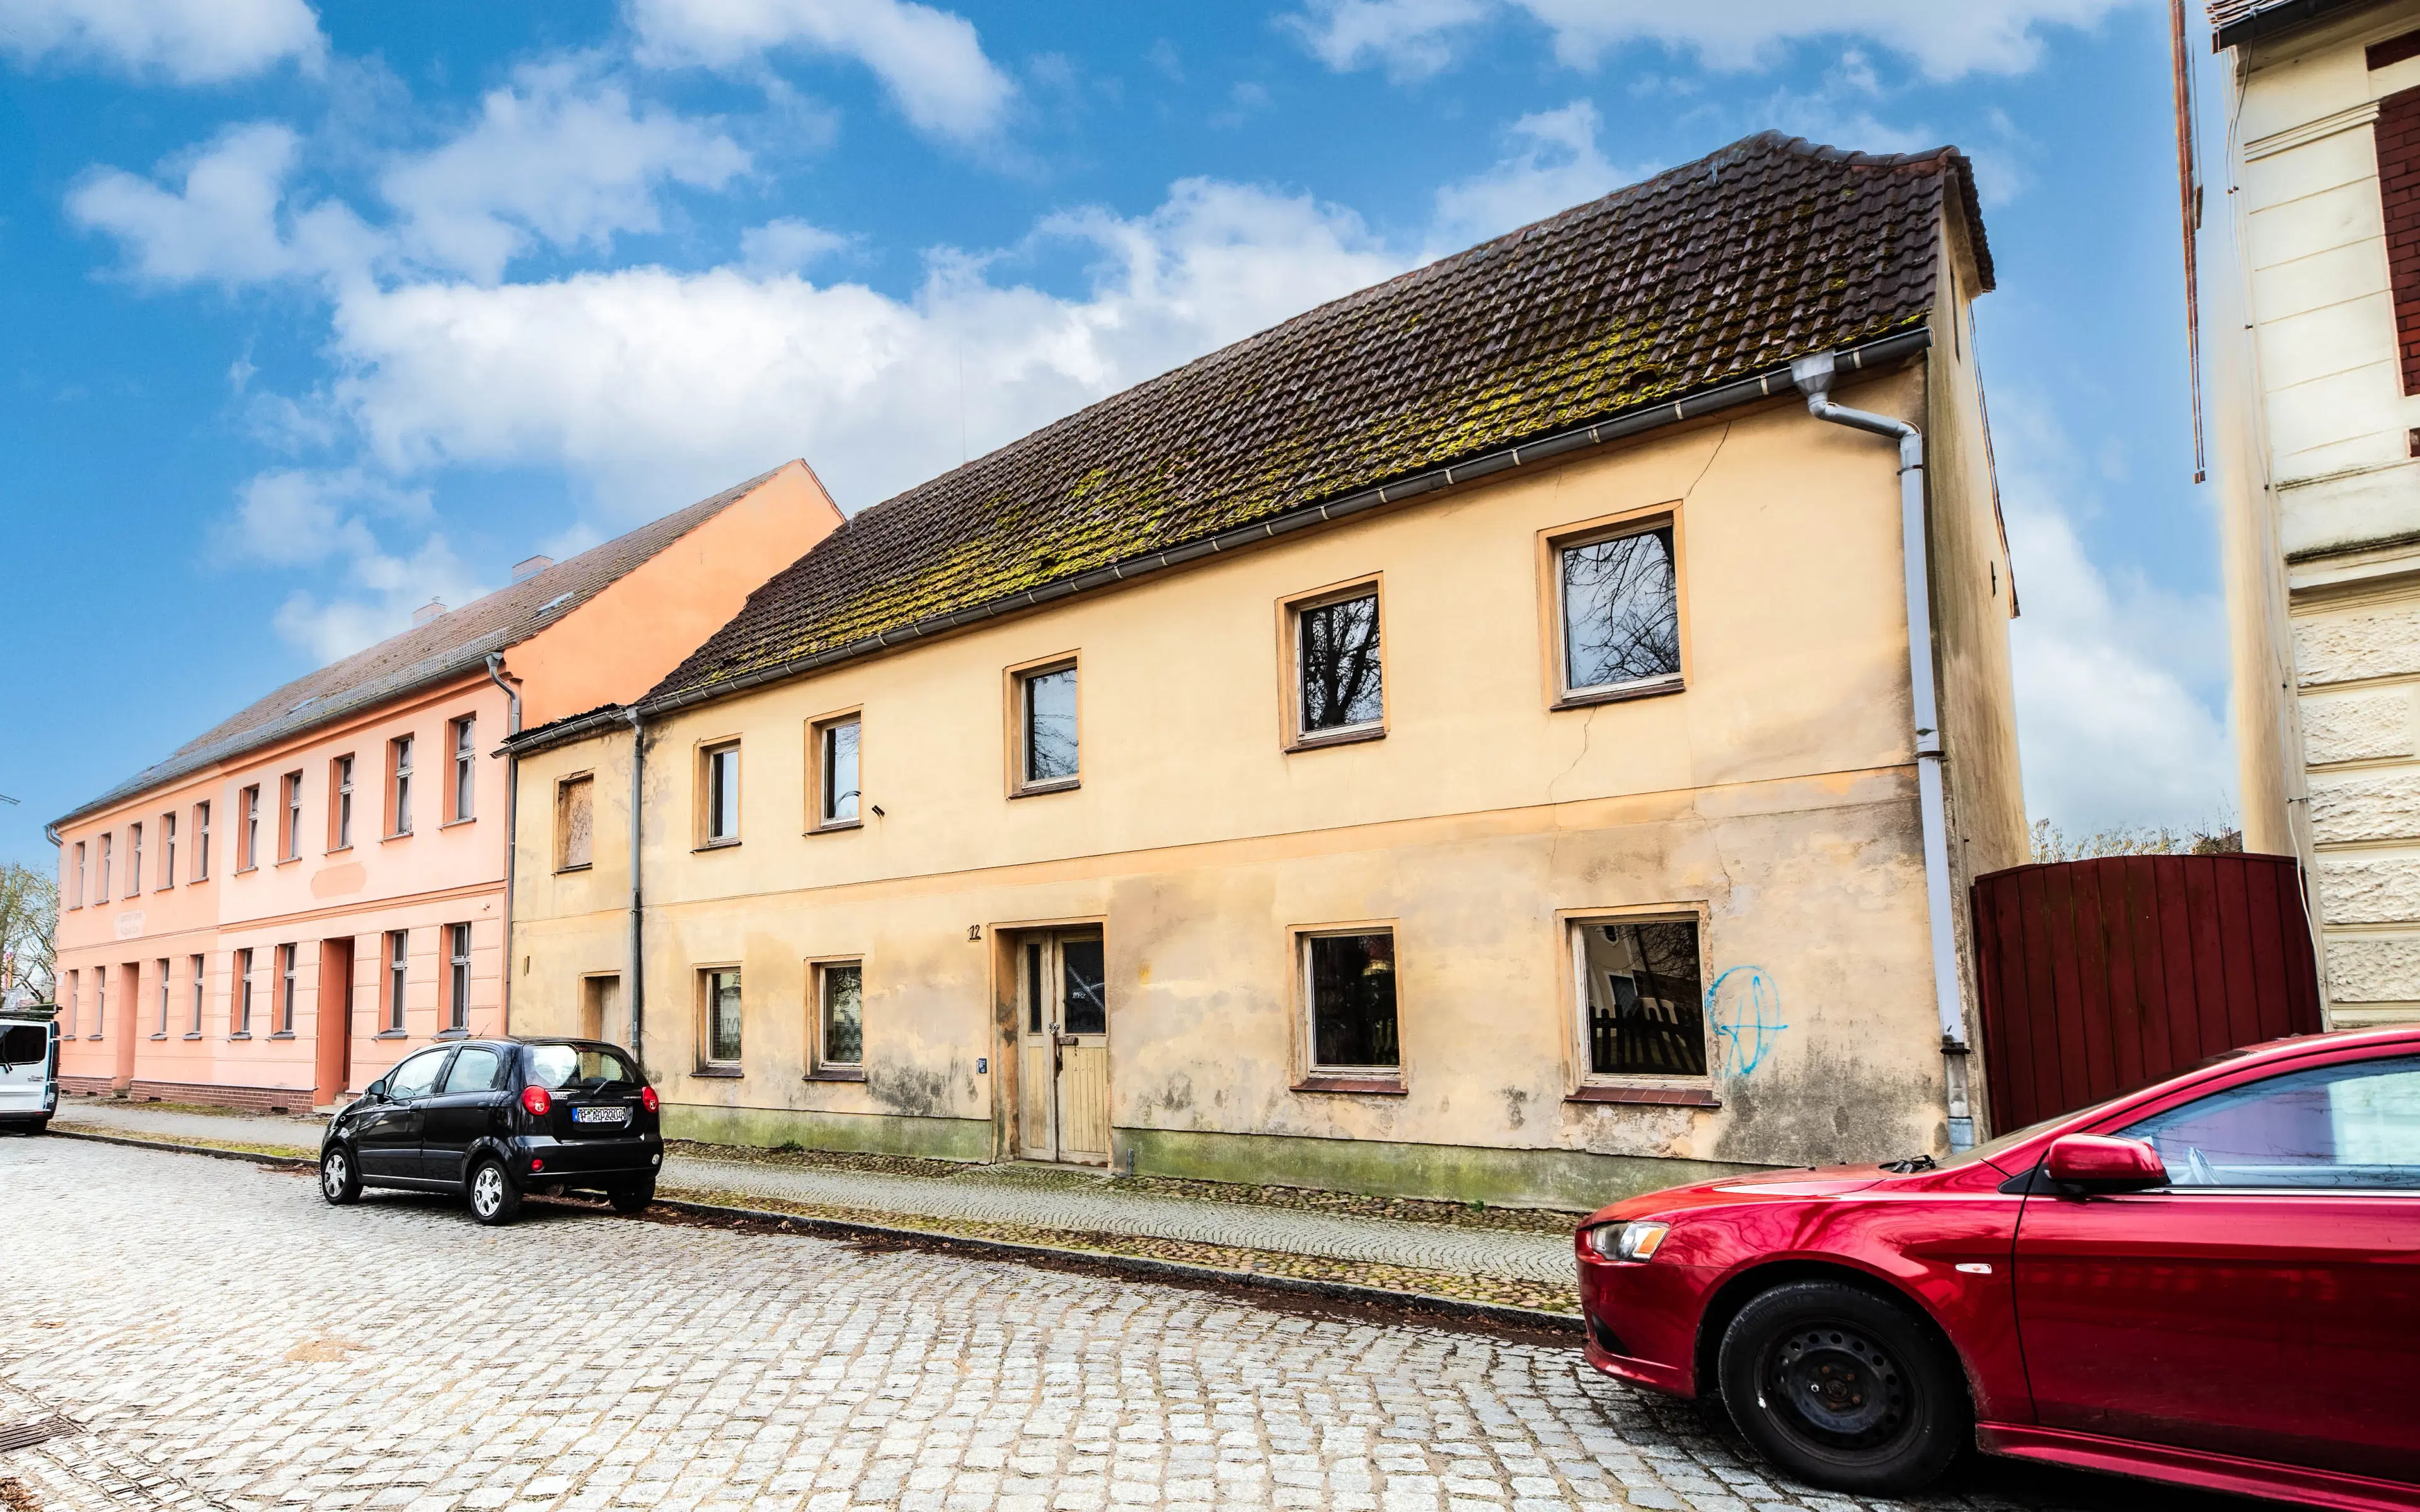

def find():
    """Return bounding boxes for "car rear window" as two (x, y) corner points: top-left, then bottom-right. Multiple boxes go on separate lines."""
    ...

(525, 1045), (641, 1091)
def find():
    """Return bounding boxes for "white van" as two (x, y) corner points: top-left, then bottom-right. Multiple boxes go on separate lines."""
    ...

(0, 1013), (57, 1133)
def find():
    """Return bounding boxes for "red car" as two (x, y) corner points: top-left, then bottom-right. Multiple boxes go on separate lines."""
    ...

(1577, 1026), (2420, 1508)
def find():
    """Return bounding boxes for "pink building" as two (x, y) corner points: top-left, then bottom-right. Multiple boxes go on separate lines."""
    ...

(49, 463), (843, 1111)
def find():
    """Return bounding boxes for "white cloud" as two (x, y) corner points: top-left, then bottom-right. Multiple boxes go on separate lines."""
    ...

(320, 178), (1402, 517)
(1998, 394), (2235, 831)
(627, 0), (1015, 143)
(212, 468), (470, 661)
(739, 216), (847, 272)
(1428, 99), (1635, 250)
(1290, 0), (2139, 81)
(67, 123), (302, 284)
(272, 534), (491, 662)
(0, 0), (322, 84)
(217, 467), (430, 568)
(382, 63), (751, 282)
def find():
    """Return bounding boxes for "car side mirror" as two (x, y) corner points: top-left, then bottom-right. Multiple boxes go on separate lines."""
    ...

(2044, 1133), (2169, 1194)
(364, 1078), (388, 1101)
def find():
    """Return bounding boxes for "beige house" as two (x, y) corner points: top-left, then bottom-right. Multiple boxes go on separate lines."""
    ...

(504, 134), (2025, 1208)
(2207, 0), (2420, 1026)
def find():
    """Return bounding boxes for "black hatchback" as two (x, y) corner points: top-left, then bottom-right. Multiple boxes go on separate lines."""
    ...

(318, 1038), (663, 1224)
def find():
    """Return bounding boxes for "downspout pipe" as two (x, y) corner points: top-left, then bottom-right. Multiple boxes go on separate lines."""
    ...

(625, 707), (646, 1064)
(484, 655), (522, 1036)
(1789, 351), (1976, 1152)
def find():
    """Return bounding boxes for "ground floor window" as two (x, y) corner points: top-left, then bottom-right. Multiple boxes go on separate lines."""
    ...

(446, 924), (471, 1031)
(702, 968), (743, 1068)
(1572, 917), (1706, 1079)
(815, 961), (863, 1072)
(1302, 929), (1398, 1072)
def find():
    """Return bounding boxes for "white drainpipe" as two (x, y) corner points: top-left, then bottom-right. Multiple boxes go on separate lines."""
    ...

(1789, 352), (1976, 1152)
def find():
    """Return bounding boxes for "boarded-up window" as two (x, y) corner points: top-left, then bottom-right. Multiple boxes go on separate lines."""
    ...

(557, 774), (594, 871)
(2377, 85), (2420, 394)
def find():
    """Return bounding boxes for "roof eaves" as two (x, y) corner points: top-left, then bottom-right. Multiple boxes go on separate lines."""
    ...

(2210, 0), (2368, 49)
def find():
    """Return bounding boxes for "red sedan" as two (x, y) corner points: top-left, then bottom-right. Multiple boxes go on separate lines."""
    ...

(1576, 1026), (2419, 1507)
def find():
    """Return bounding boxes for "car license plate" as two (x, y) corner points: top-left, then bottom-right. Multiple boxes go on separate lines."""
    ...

(572, 1106), (630, 1125)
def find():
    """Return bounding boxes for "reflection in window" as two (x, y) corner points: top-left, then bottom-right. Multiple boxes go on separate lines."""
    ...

(1577, 920), (1705, 1077)
(1561, 525), (1680, 693)
(1061, 939), (1106, 1035)
(1024, 667), (1078, 784)
(1298, 593), (1383, 734)
(821, 718), (861, 823)
(2122, 1056), (2420, 1189)
(705, 744), (740, 843)
(822, 963), (864, 1065)
(1306, 931), (1397, 1069)
(705, 969), (743, 1063)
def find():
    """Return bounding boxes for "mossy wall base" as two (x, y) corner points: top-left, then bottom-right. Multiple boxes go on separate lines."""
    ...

(664, 1102), (990, 1162)
(1114, 1126), (1767, 1211)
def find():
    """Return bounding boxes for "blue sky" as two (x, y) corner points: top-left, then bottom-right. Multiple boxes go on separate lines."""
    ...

(0, 0), (2232, 868)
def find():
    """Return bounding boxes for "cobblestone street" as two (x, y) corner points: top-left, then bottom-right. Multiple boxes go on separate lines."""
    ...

(2, 1138), (2196, 1512)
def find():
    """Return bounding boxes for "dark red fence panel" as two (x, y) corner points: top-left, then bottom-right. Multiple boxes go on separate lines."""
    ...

(1971, 854), (2322, 1132)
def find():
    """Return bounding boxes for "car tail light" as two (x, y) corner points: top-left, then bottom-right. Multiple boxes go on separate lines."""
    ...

(521, 1085), (552, 1117)
(640, 1085), (659, 1113)
(530, 1157), (544, 1172)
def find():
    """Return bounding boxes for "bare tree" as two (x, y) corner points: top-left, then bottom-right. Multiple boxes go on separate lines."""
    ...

(0, 862), (58, 1005)
(2030, 816), (2244, 864)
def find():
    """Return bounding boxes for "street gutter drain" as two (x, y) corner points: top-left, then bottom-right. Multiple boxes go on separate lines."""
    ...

(0, 1418), (80, 1453)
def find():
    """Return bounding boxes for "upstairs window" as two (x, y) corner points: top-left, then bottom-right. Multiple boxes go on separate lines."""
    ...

(1017, 663), (1079, 792)
(98, 832), (113, 901)
(1293, 586), (1383, 744)
(815, 715), (862, 827)
(280, 771), (303, 862)
(69, 842), (84, 908)
(450, 716), (476, 822)
(128, 823), (143, 895)
(556, 774), (594, 871)
(194, 801), (211, 881)
(160, 811), (176, 888)
(331, 754), (354, 850)
(239, 786), (260, 871)
(389, 735), (415, 837)
(1555, 519), (1681, 702)
(701, 742), (740, 846)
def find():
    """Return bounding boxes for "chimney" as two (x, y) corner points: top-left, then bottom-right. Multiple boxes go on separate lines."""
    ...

(413, 598), (449, 627)
(511, 554), (556, 583)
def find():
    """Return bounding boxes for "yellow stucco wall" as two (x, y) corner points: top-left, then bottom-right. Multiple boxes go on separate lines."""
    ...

(512, 339), (2020, 1208)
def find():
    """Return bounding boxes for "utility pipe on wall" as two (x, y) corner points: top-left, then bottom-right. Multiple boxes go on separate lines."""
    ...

(484, 655), (522, 1036)
(625, 707), (647, 1065)
(1789, 352), (1976, 1152)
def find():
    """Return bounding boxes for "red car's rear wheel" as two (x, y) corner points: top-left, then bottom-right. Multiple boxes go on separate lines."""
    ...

(1717, 1280), (1969, 1494)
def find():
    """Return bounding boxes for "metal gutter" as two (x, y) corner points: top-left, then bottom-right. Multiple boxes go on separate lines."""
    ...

(505, 326), (1932, 759)
(484, 654), (523, 1036)
(2210, 0), (2364, 50)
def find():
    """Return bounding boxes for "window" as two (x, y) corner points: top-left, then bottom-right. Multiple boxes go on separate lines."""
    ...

(556, 774), (594, 870)
(332, 755), (354, 850)
(816, 961), (864, 1071)
(390, 735), (415, 837)
(1301, 929), (1398, 1074)
(526, 1044), (640, 1090)
(385, 1048), (449, 1100)
(128, 823), (143, 895)
(278, 944), (299, 1034)
(441, 1046), (507, 1094)
(702, 968), (744, 1067)
(194, 801), (211, 881)
(280, 771), (303, 862)
(385, 929), (408, 1033)
(156, 958), (170, 1036)
(815, 716), (862, 827)
(1572, 918), (1707, 1080)
(446, 923), (471, 1031)
(1557, 520), (1682, 701)
(64, 970), (77, 1038)
(70, 842), (84, 908)
(234, 948), (253, 1034)
(2122, 1055), (2420, 1189)
(1018, 664), (1079, 790)
(239, 786), (260, 870)
(451, 716), (476, 822)
(161, 811), (176, 887)
(189, 954), (205, 1035)
(98, 832), (113, 901)
(91, 966), (105, 1037)
(701, 742), (740, 845)
(1293, 587), (1383, 742)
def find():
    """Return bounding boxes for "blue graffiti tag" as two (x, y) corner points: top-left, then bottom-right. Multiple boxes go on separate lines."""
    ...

(1707, 965), (1787, 1077)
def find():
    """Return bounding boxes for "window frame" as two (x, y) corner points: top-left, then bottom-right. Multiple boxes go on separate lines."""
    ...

(697, 965), (744, 1074)
(1539, 505), (1688, 710)
(69, 841), (84, 908)
(1280, 577), (1386, 751)
(277, 942), (299, 1036)
(91, 963), (104, 1038)
(388, 734), (415, 839)
(330, 754), (354, 852)
(445, 922), (471, 1033)
(1558, 905), (1717, 1106)
(384, 928), (409, 1034)
(555, 770), (596, 871)
(2112, 1050), (2420, 1194)
(233, 947), (253, 1037)
(809, 711), (865, 831)
(238, 786), (260, 871)
(279, 770), (303, 863)
(1290, 920), (1406, 1092)
(155, 956), (170, 1038)
(193, 801), (211, 881)
(698, 739), (742, 848)
(188, 953), (205, 1037)
(1005, 654), (1081, 796)
(98, 831), (113, 901)
(160, 810), (176, 888)
(449, 714), (476, 825)
(127, 822), (143, 896)
(808, 957), (867, 1080)
(63, 969), (78, 1038)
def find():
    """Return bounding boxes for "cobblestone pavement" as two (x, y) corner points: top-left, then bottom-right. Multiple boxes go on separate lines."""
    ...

(50, 1102), (1576, 1285)
(3, 1137), (2172, 1512)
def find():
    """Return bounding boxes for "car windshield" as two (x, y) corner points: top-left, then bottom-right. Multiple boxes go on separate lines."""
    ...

(524, 1045), (641, 1092)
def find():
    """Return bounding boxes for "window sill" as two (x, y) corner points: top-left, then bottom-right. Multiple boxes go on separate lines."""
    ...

(1010, 779), (1080, 799)
(805, 1067), (866, 1083)
(234, 866), (258, 876)
(270, 1031), (296, 1040)
(325, 845), (352, 856)
(1553, 675), (1685, 713)
(84, 1034), (102, 1043)
(1292, 1075), (1405, 1096)
(695, 839), (741, 853)
(555, 862), (593, 874)
(375, 1029), (408, 1040)
(274, 856), (299, 868)
(229, 1033), (251, 1041)
(1567, 1084), (1719, 1108)
(149, 1033), (166, 1041)
(435, 1026), (468, 1040)
(1287, 724), (1385, 753)
(692, 1066), (744, 1079)
(381, 832), (412, 844)
(809, 819), (864, 834)
(441, 817), (476, 830)
(182, 1033), (202, 1041)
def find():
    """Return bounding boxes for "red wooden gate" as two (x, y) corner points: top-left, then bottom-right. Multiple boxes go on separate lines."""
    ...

(1970, 854), (2323, 1132)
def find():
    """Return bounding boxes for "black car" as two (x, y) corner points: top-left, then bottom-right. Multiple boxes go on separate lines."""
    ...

(319, 1038), (662, 1224)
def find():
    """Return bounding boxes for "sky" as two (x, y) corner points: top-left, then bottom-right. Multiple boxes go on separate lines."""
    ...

(0, 0), (2237, 870)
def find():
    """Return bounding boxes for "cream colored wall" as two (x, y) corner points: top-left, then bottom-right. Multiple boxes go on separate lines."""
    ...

(517, 360), (1991, 1183)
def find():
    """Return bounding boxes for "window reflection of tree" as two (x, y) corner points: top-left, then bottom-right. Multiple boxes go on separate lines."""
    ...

(1026, 669), (1078, 781)
(1564, 528), (1680, 690)
(1587, 920), (1705, 1077)
(1301, 595), (1383, 731)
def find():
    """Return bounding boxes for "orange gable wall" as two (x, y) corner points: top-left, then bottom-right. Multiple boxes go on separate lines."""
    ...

(509, 461), (847, 728)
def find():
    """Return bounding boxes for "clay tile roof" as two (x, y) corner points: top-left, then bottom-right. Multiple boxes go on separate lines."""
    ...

(2207, 0), (2368, 47)
(54, 465), (793, 828)
(645, 131), (1987, 709)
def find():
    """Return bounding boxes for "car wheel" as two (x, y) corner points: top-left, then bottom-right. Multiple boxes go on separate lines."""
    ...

(1715, 1280), (1969, 1496)
(607, 1178), (655, 1215)
(467, 1157), (522, 1226)
(319, 1147), (362, 1206)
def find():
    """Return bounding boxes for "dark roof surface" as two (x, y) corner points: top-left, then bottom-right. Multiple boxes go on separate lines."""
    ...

(647, 132), (1986, 707)
(2208, 0), (2368, 47)
(56, 466), (791, 828)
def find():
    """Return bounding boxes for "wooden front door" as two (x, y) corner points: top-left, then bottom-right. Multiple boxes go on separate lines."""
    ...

(1016, 931), (1109, 1165)
(312, 936), (355, 1107)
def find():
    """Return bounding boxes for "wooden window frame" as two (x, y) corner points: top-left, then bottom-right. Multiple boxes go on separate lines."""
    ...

(69, 841), (84, 909)
(555, 770), (596, 872)
(1537, 503), (1689, 711)
(807, 709), (865, 832)
(1289, 919), (1406, 1094)
(1004, 653), (1081, 797)
(154, 956), (170, 1038)
(387, 735), (415, 839)
(159, 810), (176, 888)
(696, 738), (742, 849)
(237, 786), (260, 871)
(447, 714), (477, 825)
(98, 831), (113, 900)
(1279, 576), (1386, 752)
(328, 754), (355, 852)
(1556, 904), (1719, 1107)
(276, 942), (299, 1036)
(383, 928), (409, 1035)
(127, 822), (143, 896)
(278, 770), (303, 864)
(807, 956), (867, 1080)
(233, 947), (253, 1038)
(696, 965), (744, 1075)
(187, 953), (205, 1038)
(444, 922), (472, 1033)
(193, 801), (211, 881)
